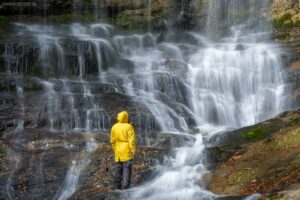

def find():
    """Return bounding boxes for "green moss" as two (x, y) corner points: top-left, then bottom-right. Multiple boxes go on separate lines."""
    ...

(242, 119), (282, 141)
(243, 128), (266, 139)
(23, 81), (43, 91)
(294, 21), (300, 27)
(31, 64), (42, 76)
(271, 128), (300, 150)
(228, 169), (259, 184)
(0, 16), (12, 35)
(210, 146), (238, 163)
(0, 143), (5, 155)
(291, 116), (300, 125)
(115, 9), (147, 29)
(0, 43), (5, 55)
(274, 13), (292, 28)
(273, 13), (300, 29)
(114, 5), (166, 32)
(47, 14), (96, 23)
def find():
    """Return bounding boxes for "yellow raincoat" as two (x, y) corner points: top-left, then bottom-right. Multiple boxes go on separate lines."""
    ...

(110, 111), (137, 162)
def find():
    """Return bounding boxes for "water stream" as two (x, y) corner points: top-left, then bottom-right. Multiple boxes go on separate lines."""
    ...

(126, 0), (286, 199)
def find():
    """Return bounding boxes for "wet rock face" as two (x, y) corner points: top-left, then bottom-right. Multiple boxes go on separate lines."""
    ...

(0, 35), (114, 77)
(0, 136), (71, 200)
(0, 0), (209, 31)
(0, 0), (172, 29)
(0, 75), (163, 138)
(0, 74), (194, 199)
(69, 144), (168, 200)
(0, 128), (171, 200)
(273, 25), (300, 109)
(286, 60), (300, 109)
(207, 109), (300, 197)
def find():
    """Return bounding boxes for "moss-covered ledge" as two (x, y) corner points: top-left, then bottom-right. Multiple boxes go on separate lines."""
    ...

(207, 109), (300, 198)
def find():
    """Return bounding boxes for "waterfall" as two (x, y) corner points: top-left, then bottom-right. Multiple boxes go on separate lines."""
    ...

(127, 0), (286, 199)
(206, 0), (271, 40)
(4, 149), (21, 200)
(55, 138), (97, 200)
(16, 84), (25, 131)
(2, 0), (287, 199)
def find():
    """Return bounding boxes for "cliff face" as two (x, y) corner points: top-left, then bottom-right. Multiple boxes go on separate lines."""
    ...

(272, 0), (300, 22)
(270, 0), (300, 110)
(0, 0), (173, 29)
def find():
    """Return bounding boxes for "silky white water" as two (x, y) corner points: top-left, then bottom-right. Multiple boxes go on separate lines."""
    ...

(55, 140), (97, 200)
(126, 0), (286, 199)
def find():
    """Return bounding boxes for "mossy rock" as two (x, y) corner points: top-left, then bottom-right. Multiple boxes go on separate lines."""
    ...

(208, 109), (300, 196)
(23, 81), (43, 91)
(115, 9), (148, 29)
(210, 110), (300, 150)
(47, 14), (96, 23)
(228, 169), (260, 185)
(0, 16), (12, 36)
(274, 13), (300, 29)
(242, 123), (280, 140)
(30, 64), (42, 77)
(0, 141), (8, 174)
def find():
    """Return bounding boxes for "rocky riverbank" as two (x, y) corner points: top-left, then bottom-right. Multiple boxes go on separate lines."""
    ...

(207, 109), (300, 199)
(0, 127), (188, 199)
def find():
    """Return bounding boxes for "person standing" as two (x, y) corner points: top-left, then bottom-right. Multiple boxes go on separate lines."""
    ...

(110, 111), (137, 190)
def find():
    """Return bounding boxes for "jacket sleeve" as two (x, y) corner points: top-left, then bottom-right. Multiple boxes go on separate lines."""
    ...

(128, 125), (137, 154)
(110, 126), (116, 152)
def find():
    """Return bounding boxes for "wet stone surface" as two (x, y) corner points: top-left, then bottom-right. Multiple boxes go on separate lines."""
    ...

(0, 128), (172, 200)
(207, 109), (300, 198)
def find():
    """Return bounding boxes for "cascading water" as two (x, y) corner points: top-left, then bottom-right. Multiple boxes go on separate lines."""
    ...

(55, 139), (97, 200)
(4, 149), (21, 200)
(126, 0), (287, 200)
(2, 0), (287, 199)
(16, 84), (25, 131)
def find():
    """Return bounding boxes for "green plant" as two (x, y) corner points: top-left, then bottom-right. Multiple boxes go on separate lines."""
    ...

(24, 81), (43, 91)
(274, 13), (293, 28)
(31, 64), (42, 76)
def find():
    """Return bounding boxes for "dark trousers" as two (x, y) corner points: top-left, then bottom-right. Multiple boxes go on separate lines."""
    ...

(114, 160), (133, 190)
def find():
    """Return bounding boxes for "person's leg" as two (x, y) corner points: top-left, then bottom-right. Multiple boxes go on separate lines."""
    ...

(114, 162), (123, 190)
(123, 159), (133, 189)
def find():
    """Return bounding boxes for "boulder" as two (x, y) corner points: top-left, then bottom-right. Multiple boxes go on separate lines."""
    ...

(207, 109), (300, 197)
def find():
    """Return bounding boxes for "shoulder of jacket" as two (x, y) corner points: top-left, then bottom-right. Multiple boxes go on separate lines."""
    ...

(111, 123), (118, 129)
(126, 123), (135, 130)
(125, 122), (132, 127)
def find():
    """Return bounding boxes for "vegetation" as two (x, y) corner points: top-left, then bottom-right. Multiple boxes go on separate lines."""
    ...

(0, 16), (11, 35)
(274, 13), (300, 29)
(23, 80), (43, 91)
(47, 14), (96, 23)
(31, 64), (42, 77)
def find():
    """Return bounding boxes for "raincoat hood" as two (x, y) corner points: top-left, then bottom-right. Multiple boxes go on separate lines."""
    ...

(117, 111), (128, 123)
